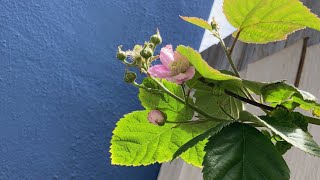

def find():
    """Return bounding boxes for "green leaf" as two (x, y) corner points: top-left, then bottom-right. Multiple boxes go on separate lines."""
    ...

(202, 123), (290, 180)
(180, 16), (212, 31)
(313, 108), (320, 117)
(240, 110), (320, 157)
(275, 141), (292, 155)
(261, 81), (320, 115)
(194, 85), (243, 120)
(176, 45), (242, 89)
(172, 121), (235, 162)
(139, 78), (194, 122)
(110, 110), (216, 167)
(261, 82), (297, 104)
(223, 0), (320, 43)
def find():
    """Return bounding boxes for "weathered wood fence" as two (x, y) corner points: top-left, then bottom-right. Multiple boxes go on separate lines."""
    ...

(158, 0), (320, 179)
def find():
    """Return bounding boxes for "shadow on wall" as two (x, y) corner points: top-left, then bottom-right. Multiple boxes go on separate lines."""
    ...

(0, 0), (213, 179)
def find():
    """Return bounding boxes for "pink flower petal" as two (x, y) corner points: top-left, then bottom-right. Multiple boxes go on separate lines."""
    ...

(148, 65), (172, 78)
(184, 66), (196, 81)
(160, 45), (174, 67)
(166, 66), (195, 84)
(166, 73), (187, 84)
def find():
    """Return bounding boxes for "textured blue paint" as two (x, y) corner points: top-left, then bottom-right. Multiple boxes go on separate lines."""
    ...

(0, 0), (213, 179)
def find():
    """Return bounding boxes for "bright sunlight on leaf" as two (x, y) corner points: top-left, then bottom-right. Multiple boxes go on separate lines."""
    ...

(110, 111), (216, 167)
(180, 16), (213, 31)
(223, 0), (320, 43)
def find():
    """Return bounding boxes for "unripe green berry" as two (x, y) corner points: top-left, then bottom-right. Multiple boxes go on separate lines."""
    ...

(116, 45), (127, 61)
(140, 47), (153, 59)
(150, 30), (162, 45)
(124, 71), (137, 83)
(210, 18), (219, 31)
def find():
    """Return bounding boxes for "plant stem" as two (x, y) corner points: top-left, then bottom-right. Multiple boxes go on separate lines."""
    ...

(229, 30), (241, 55)
(181, 84), (188, 104)
(218, 103), (236, 120)
(217, 35), (240, 78)
(224, 90), (275, 111)
(166, 120), (210, 124)
(305, 116), (320, 126)
(151, 78), (225, 122)
(215, 31), (257, 102)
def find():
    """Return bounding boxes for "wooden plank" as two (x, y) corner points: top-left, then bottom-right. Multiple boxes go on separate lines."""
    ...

(157, 159), (185, 180)
(284, 44), (320, 180)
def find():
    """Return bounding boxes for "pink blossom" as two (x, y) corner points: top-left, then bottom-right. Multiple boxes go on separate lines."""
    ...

(147, 110), (166, 126)
(148, 45), (195, 84)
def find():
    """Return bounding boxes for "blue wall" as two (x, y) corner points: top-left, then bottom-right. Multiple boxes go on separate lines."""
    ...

(0, 0), (213, 179)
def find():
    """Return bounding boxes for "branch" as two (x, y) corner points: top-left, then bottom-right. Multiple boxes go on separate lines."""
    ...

(224, 90), (275, 111)
(198, 77), (275, 111)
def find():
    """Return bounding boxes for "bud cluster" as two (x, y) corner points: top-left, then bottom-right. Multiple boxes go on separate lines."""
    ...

(116, 29), (162, 83)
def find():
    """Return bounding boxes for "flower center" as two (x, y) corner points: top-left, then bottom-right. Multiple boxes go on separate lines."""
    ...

(169, 59), (190, 75)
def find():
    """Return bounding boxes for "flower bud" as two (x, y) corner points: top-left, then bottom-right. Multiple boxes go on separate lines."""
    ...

(210, 18), (219, 31)
(148, 110), (166, 126)
(150, 30), (162, 45)
(124, 70), (137, 83)
(116, 45), (127, 61)
(140, 46), (153, 59)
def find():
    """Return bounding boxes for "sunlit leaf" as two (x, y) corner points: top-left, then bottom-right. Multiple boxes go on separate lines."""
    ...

(180, 16), (212, 31)
(139, 78), (194, 122)
(223, 0), (320, 43)
(110, 111), (216, 167)
(172, 121), (235, 161)
(176, 45), (242, 89)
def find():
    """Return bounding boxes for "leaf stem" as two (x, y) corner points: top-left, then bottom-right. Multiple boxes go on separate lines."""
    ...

(166, 120), (210, 124)
(229, 30), (241, 55)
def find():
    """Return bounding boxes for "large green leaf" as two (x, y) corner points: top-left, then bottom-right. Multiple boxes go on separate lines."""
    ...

(203, 123), (290, 180)
(180, 16), (212, 31)
(223, 0), (320, 43)
(261, 82), (320, 116)
(176, 45), (242, 89)
(172, 121), (235, 162)
(139, 78), (194, 122)
(194, 85), (243, 120)
(110, 111), (215, 167)
(240, 110), (320, 157)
